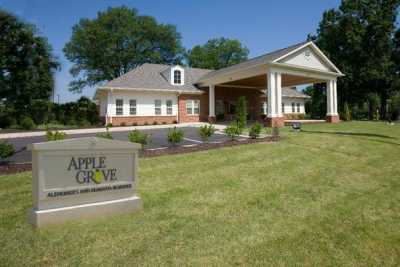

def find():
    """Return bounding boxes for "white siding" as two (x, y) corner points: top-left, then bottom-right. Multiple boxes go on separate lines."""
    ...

(280, 48), (331, 72)
(282, 97), (306, 114)
(102, 91), (178, 117)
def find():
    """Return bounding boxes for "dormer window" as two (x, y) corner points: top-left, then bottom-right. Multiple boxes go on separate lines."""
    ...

(171, 66), (184, 85)
(174, 70), (181, 84)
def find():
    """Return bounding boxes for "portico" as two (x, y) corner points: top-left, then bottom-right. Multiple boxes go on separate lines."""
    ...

(197, 41), (344, 127)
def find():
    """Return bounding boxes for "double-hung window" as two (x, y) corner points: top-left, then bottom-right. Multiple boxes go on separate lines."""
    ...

(261, 101), (267, 114)
(296, 103), (301, 113)
(116, 99), (123, 115)
(166, 100), (173, 115)
(154, 100), (162, 115)
(186, 100), (200, 115)
(129, 100), (137, 115)
(292, 102), (295, 113)
(174, 70), (181, 84)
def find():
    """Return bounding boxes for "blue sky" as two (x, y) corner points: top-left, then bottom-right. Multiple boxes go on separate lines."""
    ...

(1, 0), (341, 102)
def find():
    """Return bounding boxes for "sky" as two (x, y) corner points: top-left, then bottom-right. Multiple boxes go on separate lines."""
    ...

(0, 0), (341, 103)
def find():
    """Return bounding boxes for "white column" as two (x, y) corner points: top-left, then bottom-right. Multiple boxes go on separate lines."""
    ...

(209, 85), (215, 117)
(106, 90), (113, 124)
(267, 71), (282, 118)
(326, 80), (337, 116)
(276, 72), (282, 117)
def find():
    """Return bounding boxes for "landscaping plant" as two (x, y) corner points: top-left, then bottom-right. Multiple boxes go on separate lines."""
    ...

(224, 123), (241, 140)
(128, 130), (151, 147)
(235, 96), (247, 130)
(198, 124), (215, 142)
(96, 127), (113, 139)
(46, 130), (66, 141)
(249, 122), (263, 139)
(167, 127), (184, 146)
(342, 102), (352, 121)
(19, 116), (36, 130)
(0, 141), (14, 160)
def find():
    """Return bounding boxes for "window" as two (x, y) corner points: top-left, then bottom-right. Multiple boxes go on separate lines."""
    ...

(296, 103), (301, 113)
(186, 100), (200, 115)
(129, 99), (137, 115)
(261, 101), (267, 114)
(292, 102), (295, 113)
(116, 99), (123, 115)
(174, 70), (181, 84)
(282, 102), (285, 114)
(166, 100), (173, 115)
(216, 100), (224, 115)
(154, 100), (161, 115)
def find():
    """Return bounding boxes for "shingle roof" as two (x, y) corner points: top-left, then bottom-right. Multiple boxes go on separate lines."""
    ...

(102, 63), (212, 92)
(282, 87), (311, 99)
(197, 41), (309, 82)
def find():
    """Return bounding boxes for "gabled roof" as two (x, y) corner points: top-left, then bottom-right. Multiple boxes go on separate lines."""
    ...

(100, 63), (212, 92)
(196, 41), (343, 84)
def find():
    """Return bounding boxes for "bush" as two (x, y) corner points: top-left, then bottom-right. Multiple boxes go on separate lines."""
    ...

(249, 122), (263, 139)
(224, 123), (241, 140)
(144, 121), (149, 125)
(96, 128), (113, 139)
(77, 119), (91, 127)
(128, 130), (151, 147)
(20, 116), (36, 130)
(198, 124), (215, 142)
(132, 122), (138, 126)
(120, 122), (126, 127)
(167, 127), (184, 146)
(0, 141), (15, 160)
(46, 130), (66, 141)
(106, 123), (113, 128)
(153, 121), (158, 125)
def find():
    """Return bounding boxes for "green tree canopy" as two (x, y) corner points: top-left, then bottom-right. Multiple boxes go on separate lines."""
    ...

(64, 6), (184, 92)
(310, 0), (400, 118)
(0, 9), (58, 114)
(187, 38), (249, 70)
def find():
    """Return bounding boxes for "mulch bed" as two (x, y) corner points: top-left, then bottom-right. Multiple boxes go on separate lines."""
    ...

(0, 135), (280, 175)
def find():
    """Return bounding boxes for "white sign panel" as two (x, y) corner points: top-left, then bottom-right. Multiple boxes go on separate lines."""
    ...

(28, 137), (142, 227)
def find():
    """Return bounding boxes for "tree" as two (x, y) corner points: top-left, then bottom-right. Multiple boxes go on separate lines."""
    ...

(187, 38), (249, 70)
(303, 84), (326, 119)
(64, 6), (184, 92)
(235, 96), (247, 129)
(310, 0), (400, 119)
(0, 9), (58, 116)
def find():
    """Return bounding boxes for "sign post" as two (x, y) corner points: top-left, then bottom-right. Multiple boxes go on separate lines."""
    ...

(28, 137), (142, 227)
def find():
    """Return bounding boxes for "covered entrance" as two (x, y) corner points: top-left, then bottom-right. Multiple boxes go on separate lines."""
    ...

(196, 41), (344, 127)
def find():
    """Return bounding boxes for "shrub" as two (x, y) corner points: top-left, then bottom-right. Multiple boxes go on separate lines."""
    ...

(0, 141), (15, 160)
(77, 119), (91, 127)
(173, 120), (178, 124)
(132, 122), (138, 126)
(162, 121), (167, 125)
(106, 123), (113, 128)
(96, 128), (113, 139)
(198, 124), (215, 142)
(249, 122), (263, 139)
(128, 130), (151, 147)
(144, 121), (149, 125)
(46, 130), (66, 141)
(120, 122), (126, 127)
(20, 116), (36, 130)
(216, 113), (225, 121)
(167, 127), (184, 146)
(235, 96), (247, 129)
(224, 123), (241, 140)
(153, 121), (158, 125)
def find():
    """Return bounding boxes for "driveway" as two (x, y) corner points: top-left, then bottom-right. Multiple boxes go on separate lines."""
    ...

(3, 126), (231, 164)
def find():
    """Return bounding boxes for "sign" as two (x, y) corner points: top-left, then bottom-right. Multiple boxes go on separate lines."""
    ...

(28, 137), (142, 227)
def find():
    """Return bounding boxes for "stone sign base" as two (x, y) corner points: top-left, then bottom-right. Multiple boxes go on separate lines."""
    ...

(29, 196), (142, 227)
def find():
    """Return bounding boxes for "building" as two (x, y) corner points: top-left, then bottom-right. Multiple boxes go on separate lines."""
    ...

(95, 41), (343, 127)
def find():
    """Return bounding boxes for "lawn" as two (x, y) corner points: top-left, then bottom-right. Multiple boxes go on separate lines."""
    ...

(0, 121), (399, 266)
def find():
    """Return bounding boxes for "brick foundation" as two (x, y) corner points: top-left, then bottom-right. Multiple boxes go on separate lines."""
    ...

(110, 116), (177, 126)
(265, 117), (285, 128)
(208, 116), (216, 123)
(326, 115), (340, 123)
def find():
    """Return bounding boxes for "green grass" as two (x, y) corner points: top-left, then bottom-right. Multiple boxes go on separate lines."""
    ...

(1, 121), (399, 266)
